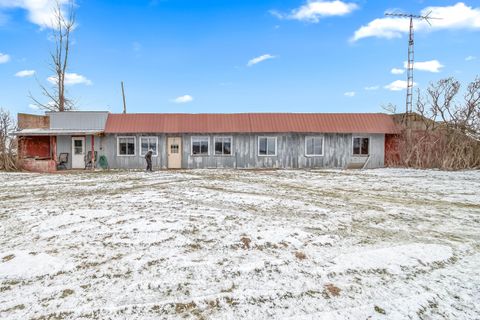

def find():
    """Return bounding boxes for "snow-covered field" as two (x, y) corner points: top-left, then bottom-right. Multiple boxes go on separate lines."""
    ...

(0, 169), (479, 320)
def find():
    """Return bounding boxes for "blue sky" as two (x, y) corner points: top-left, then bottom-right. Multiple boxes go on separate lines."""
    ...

(0, 0), (479, 115)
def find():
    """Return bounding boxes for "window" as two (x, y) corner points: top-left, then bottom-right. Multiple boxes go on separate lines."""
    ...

(140, 137), (158, 156)
(305, 136), (324, 156)
(353, 137), (369, 155)
(258, 137), (277, 156)
(191, 136), (209, 155)
(117, 137), (135, 156)
(170, 144), (179, 154)
(73, 139), (83, 155)
(214, 137), (232, 155)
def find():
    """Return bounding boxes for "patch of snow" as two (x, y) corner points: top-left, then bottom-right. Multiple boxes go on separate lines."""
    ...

(328, 243), (453, 274)
(0, 251), (73, 279)
(0, 169), (479, 319)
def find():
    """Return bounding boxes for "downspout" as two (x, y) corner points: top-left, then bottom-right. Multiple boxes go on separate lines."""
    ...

(91, 135), (95, 170)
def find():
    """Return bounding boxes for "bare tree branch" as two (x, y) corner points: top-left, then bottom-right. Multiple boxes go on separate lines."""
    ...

(30, 0), (76, 112)
(0, 108), (18, 171)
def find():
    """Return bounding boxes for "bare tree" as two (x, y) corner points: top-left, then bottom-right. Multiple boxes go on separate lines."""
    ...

(394, 76), (480, 170)
(381, 103), (397, 114)
(0, 108), (18, 171)
(30, 0), (76, 112)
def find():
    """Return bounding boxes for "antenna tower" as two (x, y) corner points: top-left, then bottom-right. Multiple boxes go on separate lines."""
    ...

(385, 12), (440, 115)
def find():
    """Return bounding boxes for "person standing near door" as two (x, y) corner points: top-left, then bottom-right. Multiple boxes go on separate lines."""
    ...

(145, 149), (153, 172)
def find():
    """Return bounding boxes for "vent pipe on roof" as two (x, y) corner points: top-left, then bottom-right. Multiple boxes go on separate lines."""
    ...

(121, 81), (127, 114)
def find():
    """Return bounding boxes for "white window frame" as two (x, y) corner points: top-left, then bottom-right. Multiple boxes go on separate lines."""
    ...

(117, 136), (136, 157)
(139, 136), (159, 157)
(191, 136), (210, 156)
(352, 136), (370, 156)
(258, 136), (277, 157)
(213, 136), (233, 156)
(305, 136), (324, 157)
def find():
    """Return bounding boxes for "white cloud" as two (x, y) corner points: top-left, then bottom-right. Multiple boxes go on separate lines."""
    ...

(0, 0), (71, 29)
(47, 73), (92, 86)
(384, 80), (417, 91)
(352, 2), (480, 41)
(404, 60), (444, 73)
(0, 52), (10, 63)
(15, 69), (35, 77)
(391, 68), (404, 75)
(465, 55), (476, 61)
(364, 85), (379, 91)
(271, 0), (358, 23)
(247, 54), (276, 67)
(344, 91), (355, 97)
(0, 11), (8, 25)
(29, 101), (55, 110)
(172, 95), (193, 104)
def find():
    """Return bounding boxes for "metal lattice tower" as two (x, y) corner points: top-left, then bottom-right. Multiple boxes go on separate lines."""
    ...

(406, 17), (414, 114)
(385, 12), (440, 115)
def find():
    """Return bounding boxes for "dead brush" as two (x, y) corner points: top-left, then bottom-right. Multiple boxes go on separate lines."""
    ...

(324, 283), (341, 297)
(294, 251), (307, 260)
(175, 301), (197, 314)
(60, 289), (75, 298)
(240, 237), (251, 249)
(2, 254), (14, 262)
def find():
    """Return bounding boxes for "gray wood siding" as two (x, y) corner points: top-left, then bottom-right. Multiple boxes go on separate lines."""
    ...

(101, 134), (168, 169)
(96, 133), (385, 169)
(56, 135), (103, 169)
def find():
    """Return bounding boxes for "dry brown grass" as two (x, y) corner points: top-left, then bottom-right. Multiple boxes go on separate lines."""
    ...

(2, 254), (15, 262)
(324, 283), (341, 297)
(175, 301), (197, 314)
(240, 237), (251, 250)
(294, 251), (307, 260)
(60, 289), (74, 298)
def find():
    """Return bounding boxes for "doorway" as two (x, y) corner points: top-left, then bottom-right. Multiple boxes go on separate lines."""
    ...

(71, 137), (85, 169)
(167, 137), (182, 169)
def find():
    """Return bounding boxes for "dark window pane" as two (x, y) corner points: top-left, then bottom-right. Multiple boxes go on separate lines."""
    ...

(192, 142), (200, 154)
(224, 142), (231, 155)
(119, 139), (127, 155)
(353, 138), (360, 155)
(127, 141), (135, 155)
(361, 138), (369, 155)
(201, 141), (208, 154)
(141, 142), (148, 155)
(215, 141), (223, 155)
(150, 142), (157, 154)
(259, 138), (267, 155)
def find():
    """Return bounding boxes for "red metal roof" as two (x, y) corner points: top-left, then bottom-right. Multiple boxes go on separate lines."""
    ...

(104, 113), (400, 134)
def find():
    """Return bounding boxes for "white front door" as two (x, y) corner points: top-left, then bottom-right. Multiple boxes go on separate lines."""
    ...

(72, 137), (85, 169)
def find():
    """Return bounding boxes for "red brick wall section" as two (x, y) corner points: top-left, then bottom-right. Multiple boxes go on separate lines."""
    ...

(18, 136), (51, 159)
(21, 159), (56, 173)
(17, 113), (49, 130)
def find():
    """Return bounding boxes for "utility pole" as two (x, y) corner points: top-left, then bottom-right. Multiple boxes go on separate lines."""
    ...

(121, 81), (127, 114)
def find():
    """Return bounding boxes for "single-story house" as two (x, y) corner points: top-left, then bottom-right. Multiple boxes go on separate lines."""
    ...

(15, 111), (400, 172)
